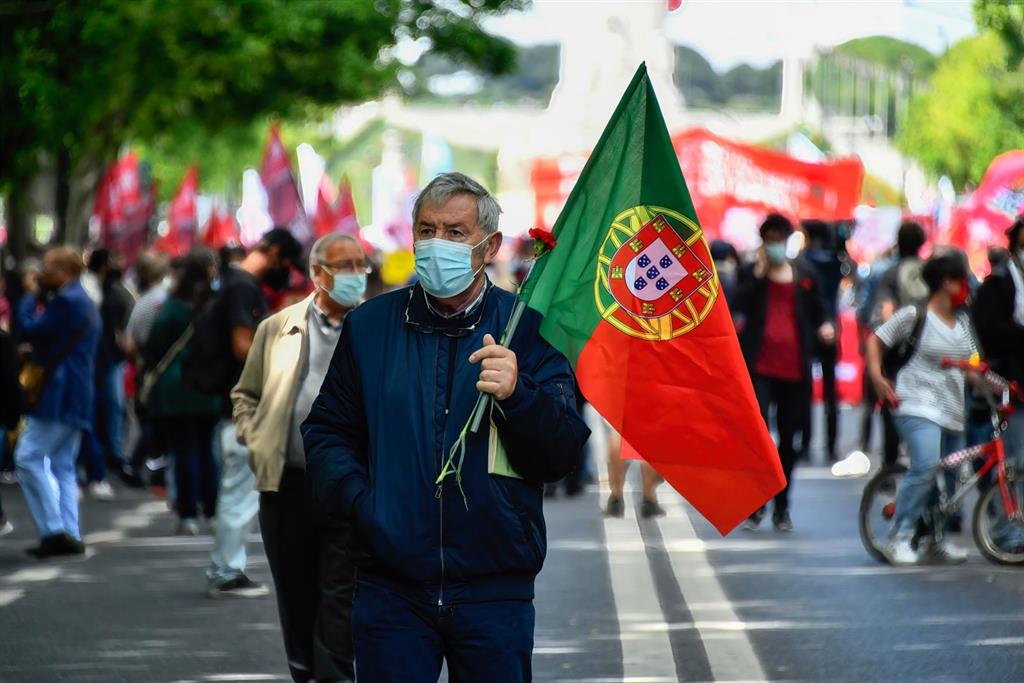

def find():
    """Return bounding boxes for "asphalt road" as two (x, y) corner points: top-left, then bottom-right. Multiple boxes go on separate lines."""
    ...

(1, 406), (1023, 682)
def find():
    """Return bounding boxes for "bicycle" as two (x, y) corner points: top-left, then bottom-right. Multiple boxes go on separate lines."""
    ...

(859, 358), (1024, 566)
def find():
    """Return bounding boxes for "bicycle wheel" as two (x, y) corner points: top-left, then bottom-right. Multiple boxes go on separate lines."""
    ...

(859, 465), (905, 563)
(973, 476), (1024, 566)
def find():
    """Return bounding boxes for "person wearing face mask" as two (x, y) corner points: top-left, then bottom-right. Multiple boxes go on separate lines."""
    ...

(230, 233), (364, 682)
(733, 214), (834, 533)
(303, 172), (589, 682)
(972, 216), (1024, 551)
(710, 239), (741, 305)
(867, 253), (979, 565)
(182, 226), (303, 598)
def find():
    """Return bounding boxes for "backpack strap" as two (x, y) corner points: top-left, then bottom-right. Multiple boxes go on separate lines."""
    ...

(904, 302), (929, 365)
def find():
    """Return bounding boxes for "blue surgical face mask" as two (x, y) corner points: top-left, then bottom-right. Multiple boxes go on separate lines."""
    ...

(323, 272), (366, 308)
(765, 241), (788, 265)
(414, 234), (492, 298)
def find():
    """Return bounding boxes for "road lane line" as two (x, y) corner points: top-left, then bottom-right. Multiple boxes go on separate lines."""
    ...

(658, 498), (768, 682)
(590, 409), (677, 681)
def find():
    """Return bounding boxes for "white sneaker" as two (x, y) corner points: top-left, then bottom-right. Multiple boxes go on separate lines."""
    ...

(923, 539), (969, 564)
(831, 450), (872, 478)
(176, 518), (200, 536)
(885, 535), (919, 566)
(88, 480), (115, 501)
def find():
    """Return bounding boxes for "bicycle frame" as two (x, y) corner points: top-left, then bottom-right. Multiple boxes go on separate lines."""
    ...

(939, 437), (1020, 521)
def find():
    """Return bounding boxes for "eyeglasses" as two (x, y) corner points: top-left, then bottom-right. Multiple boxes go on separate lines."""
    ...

(318, 261), (372, 276)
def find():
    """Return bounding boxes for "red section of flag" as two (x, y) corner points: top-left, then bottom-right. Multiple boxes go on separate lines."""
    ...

(155, 165), (199, 257)
(203, 206), (240, 250)
(576, 286), (784, 535)
(313, 175), (338, 239)
(260, 123), (310, 243)
(335, 176), (361, 238)
(668, 0), (683, 10)
(92, 151), (155, 265)
(943, 151), (1024, 276)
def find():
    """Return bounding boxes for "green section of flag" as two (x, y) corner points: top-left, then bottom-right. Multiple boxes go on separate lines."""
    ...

(518, 63), (701, 365)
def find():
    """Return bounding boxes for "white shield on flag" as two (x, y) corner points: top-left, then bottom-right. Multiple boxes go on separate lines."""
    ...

(624, 241), (688, 302)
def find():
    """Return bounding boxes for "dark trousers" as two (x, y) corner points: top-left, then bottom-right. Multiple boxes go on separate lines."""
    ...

(162, 416), (218, 519)
(352, 580), (534, 683)
(818, 342), (840, 460)
(78, 429), (106, 483)
(861, 376), (900, 466)
(260, 468), (355, 683)
(753, 374), (805, 517)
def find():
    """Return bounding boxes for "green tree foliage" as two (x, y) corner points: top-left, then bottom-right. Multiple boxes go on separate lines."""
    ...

(974, 0), (1024, 67)
(832, 36), (937, 76)
(0, 0), (522, 242)
(897, 34), (1024, 188)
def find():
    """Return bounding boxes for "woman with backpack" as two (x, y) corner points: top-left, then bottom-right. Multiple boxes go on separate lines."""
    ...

(866, 253), (978, 566)
(142, 249), (222, 535)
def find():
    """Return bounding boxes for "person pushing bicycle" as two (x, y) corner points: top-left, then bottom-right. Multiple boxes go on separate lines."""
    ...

(866, 253), (978, 565)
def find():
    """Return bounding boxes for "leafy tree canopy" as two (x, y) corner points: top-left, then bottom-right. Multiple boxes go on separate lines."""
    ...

(0, 0), (522, 206)
(832, 36), (937, 77)
(896, 33), (1024, 188)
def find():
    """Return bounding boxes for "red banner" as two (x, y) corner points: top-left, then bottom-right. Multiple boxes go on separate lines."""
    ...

(943, 151), (1024, 275)
(531, 129), (864, 244)
(672, 128), (864, 238)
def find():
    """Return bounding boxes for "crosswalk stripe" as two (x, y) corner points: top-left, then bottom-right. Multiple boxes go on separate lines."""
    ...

(658, 497), (768, 682)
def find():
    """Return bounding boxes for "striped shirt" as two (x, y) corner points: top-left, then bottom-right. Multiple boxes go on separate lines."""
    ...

(875, 305), (977, 431)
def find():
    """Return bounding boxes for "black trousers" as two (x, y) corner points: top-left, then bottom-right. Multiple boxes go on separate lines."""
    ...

(753, 374), (805, 516)
(860, 375), (900, 466)
(260, 467), (355, 683)
(818, 342), (840, 460)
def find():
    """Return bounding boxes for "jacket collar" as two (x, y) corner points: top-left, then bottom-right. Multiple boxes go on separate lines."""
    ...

(279, 293), (317, 337)
(404, 281), (492, 337)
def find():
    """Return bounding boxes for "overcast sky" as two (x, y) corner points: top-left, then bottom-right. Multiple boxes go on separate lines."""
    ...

(484, 0), (976, 69)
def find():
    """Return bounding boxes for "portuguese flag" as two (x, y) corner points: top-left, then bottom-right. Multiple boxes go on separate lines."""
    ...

(520, 64), (784, 534)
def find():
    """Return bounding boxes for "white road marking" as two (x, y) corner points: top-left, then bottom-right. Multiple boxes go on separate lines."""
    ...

(658, 497), (768, 682)
(0, 588), (25, 607)
(589, 408), (677, 681)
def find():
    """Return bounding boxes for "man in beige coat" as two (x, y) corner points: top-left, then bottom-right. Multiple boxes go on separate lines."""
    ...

(232, 233), (368, 683)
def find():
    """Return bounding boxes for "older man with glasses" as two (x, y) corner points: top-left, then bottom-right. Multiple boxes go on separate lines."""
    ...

(231, 233), (368, 682)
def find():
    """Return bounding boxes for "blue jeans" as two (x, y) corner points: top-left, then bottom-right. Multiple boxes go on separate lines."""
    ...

(99, 361), (127, 464)
(207, 420), (259, 585)
(891, 415), (964, 536)
(15, 417), (83, 539)
(352, 581), (534, 682)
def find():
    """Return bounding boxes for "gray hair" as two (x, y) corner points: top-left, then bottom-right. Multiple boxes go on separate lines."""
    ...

(413, 172), (501, 235)
(310, 233), (360, 267)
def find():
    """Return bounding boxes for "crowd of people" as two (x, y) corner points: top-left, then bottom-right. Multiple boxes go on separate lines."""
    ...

(0, 169), (1022, 681)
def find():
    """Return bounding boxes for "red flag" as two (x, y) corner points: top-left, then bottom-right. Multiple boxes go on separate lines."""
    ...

(260, 123), (310, 242)
(93, 151), (154, 265)
(203, 206), (240, 250)
(335, 176), (361, 237)
(943, 151), (1024, 276)
(313, 175), (337, 239)
(155, 165), (199, 257)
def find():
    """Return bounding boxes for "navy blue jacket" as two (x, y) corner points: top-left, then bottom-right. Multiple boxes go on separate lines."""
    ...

(303, 282), (590, 605)
(18, 281), (101, 430)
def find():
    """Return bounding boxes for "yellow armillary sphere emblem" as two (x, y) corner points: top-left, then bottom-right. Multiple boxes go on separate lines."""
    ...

(595, 205), (719, 341)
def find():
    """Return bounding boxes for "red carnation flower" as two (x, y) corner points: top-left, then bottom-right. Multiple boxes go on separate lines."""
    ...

(528, 227), (557, 256)
(800, 278), (814, 291)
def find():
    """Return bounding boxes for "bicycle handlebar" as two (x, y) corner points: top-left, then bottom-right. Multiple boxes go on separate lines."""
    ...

(941, 357), (989, 373)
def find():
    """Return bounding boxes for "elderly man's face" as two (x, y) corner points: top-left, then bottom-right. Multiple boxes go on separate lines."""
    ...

(312, 239), (368, 292)
(414, 194), (500, 270)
